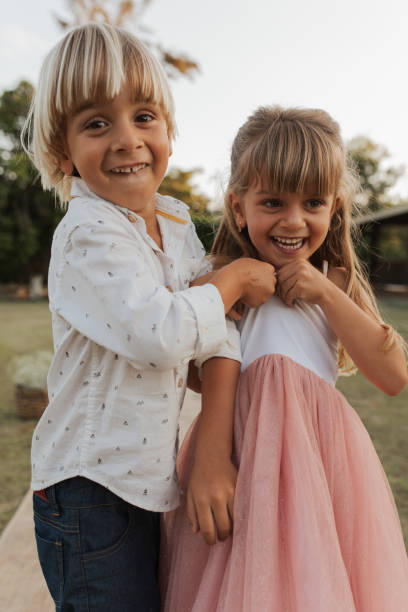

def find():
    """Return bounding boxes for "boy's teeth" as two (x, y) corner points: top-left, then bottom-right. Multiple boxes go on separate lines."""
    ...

(111, 164), (147, 174)
(273, 237), (304, 250)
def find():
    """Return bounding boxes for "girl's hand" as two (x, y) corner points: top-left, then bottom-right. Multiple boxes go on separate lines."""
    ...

(186, 456), (237, 545)
(277, 259), (330, 306)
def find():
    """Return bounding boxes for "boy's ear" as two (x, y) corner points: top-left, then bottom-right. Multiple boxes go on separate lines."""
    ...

(59, 158), (74, 175)
(57, 140), (74, 175)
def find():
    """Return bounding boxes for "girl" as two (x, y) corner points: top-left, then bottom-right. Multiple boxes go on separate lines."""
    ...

(23, 24), (276, 611)
(161, 106), (408, 611)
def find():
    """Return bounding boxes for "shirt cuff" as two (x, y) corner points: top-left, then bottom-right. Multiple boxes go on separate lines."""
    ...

(194, 318), (241, 373)
(178, 283), (227, 358)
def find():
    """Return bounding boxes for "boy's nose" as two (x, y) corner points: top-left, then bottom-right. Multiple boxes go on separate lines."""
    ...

(111, 124), (143, 152)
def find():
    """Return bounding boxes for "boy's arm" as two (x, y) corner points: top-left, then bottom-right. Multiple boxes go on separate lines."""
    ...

(186, 356), (240, 545)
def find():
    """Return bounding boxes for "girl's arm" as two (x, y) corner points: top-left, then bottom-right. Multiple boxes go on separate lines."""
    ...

(186, 357), (240, 545)
(277, 260), (408, 395)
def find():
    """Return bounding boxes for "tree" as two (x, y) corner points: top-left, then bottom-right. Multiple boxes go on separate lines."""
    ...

(54, 0), (199, 79)
(159, 168), (219, 252)
(0, 81), (63, 283)
(159, 168), (210, 214)
(348, 136), (405, 213)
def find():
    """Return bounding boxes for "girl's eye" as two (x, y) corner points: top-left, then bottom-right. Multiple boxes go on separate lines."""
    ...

(306, 199), (325, 209)
(263, 199), (282, 208)
(85, 119), (107, 130)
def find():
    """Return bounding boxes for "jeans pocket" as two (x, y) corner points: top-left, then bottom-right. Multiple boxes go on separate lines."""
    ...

(34, 530), (64, 605)
(80, 502), (131, 563)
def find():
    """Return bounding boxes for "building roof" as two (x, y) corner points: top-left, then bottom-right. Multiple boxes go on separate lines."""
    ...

(355, 203), (408, 226)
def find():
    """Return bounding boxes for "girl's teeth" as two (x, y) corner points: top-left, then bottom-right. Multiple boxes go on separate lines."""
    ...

(111, 164), (147, 174)
(273, 237), (304, 250)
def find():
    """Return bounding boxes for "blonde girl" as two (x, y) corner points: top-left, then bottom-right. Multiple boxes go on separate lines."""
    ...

(162, 107), (408, 611)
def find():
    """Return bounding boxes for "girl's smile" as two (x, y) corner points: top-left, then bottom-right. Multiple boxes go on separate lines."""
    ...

(271, 236), (307, 252)
(231, 185), (338, 268)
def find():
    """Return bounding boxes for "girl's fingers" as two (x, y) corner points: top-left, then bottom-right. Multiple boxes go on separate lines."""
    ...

(186, 492), (199, 534)
(195, 503), (217, 545)
(279, 278), (298, 306)
(210, 501), (233, 542)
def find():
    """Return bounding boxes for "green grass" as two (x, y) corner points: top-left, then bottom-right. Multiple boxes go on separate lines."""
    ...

(0, 301), (53, 533)
(0, 298), (407, 547)
(336, 297), (408, 546)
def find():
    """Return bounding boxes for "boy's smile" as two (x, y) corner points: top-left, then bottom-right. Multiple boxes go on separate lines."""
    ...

(231, 184), (337, 268)
(59, 84), (172, 218)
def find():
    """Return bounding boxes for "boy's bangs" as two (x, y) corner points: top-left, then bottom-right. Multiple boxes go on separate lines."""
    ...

(245, 123), (342, 196)
(53, 26), (172, 128)
(124, 41), (171, 116)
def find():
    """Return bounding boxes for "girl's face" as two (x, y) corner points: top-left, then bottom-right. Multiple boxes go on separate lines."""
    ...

(231, 182), (338, 269)
(59, 84), (172, 217)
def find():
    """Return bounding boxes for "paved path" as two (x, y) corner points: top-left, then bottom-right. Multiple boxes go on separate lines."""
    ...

(0, 390), (201, 611)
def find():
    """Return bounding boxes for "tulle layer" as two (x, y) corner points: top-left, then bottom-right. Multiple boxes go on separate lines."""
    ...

(161, 354), (408, 611)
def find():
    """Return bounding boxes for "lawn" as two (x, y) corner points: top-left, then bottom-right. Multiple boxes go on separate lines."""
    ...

(0, 299), (407, 546)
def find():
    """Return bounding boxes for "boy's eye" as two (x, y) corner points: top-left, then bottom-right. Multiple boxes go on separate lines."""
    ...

(85, 119), (107, 130)
(136, 113), (154, 123)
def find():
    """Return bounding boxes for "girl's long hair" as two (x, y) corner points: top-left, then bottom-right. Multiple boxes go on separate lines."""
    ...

(212, 106), (402, 374)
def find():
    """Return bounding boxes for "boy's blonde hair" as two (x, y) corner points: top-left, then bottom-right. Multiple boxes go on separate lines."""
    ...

(213, 106), (403, 374)
(22, 22), (176, 204)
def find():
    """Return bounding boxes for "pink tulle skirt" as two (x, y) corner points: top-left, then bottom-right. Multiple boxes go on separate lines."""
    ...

(161, 355), (408, 611)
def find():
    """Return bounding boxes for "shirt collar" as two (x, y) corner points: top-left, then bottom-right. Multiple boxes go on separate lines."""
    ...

(70, 178), (192, 258)
(70, 178), (190, 224)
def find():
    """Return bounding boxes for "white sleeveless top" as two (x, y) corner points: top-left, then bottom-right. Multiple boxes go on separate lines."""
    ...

(239, 295), (338, 385)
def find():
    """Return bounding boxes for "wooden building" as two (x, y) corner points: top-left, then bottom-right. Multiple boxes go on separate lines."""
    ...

(355, 204), (408, 290)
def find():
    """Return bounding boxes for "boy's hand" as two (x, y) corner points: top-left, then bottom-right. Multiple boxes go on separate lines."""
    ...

(186, 456), (237, 545)
(235, 258), (277, 308)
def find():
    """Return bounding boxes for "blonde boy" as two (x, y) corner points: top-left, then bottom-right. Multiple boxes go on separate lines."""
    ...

(24, 23), (276, 610)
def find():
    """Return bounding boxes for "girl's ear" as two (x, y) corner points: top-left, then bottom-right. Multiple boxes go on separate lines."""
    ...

(333, 195), (343, 212)
(229, 192), (246, 230)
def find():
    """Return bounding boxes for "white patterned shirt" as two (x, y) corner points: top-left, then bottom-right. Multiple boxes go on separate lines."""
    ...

(31, 179), (240, 511)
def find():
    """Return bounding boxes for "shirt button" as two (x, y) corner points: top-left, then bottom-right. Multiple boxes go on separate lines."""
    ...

(128, 213), (137, 223)
(177, 378), (184, 388)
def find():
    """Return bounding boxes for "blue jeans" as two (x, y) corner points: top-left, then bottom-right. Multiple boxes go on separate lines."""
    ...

(33, 477), (161, 611)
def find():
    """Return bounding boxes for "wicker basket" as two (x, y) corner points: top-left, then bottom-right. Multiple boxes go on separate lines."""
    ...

(15, 385), (48, 420)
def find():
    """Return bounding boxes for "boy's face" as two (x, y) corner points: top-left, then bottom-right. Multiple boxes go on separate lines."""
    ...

(59, 84), (172, 217)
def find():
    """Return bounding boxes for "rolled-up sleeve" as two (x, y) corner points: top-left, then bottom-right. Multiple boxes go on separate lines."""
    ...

(54, 222), (228, 371)
(194, 318), (241, 373)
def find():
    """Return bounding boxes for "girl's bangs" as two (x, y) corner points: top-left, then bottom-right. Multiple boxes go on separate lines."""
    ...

(244, 124), (342, 196)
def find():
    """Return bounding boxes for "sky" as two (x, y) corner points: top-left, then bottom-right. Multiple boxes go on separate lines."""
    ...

(1, 0), (408, 206)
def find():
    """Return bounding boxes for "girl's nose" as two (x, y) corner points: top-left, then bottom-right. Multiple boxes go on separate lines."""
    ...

(281, 205), (305, 229)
